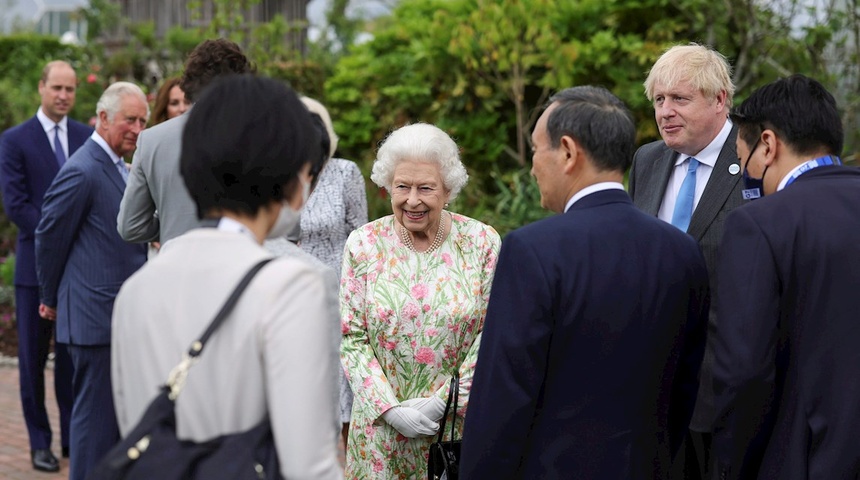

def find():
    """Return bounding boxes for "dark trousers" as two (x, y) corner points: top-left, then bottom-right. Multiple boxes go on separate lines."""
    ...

(680, 430), (712, 480)
(67, 344), (119, 480)
(15, 285), (73, 451)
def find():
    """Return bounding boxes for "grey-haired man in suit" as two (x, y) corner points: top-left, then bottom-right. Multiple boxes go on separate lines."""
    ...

(627, 43), (745, 480)
(117, 38), (252, 246)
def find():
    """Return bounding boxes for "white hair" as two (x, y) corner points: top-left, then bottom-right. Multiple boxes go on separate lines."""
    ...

(371, 123), (468, 200)
(95, 81), (149, 128)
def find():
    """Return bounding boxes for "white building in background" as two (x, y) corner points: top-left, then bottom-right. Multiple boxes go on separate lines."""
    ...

(0, 0), (88, 39)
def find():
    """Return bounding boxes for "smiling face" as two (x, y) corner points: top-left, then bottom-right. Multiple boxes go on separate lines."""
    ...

(390, 160), (450, 236)
(653, 79), (728, 157)
(166, 85), (190, 119)
(99, 94), (148, 157)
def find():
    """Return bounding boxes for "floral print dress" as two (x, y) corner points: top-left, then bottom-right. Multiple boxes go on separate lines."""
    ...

(340, 213), (500, 479)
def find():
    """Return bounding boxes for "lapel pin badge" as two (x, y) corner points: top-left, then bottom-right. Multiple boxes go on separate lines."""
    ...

(728, 163), (740, 175)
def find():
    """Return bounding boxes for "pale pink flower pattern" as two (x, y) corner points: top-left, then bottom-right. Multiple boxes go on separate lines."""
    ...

(415, 347), (436, 365)
(340, 214), (500, 479)
(411, 283), (429, 299)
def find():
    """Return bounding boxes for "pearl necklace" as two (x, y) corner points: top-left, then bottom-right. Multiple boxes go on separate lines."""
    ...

(400, 211), (448, 254)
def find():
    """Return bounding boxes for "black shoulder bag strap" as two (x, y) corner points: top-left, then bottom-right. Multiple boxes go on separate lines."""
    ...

(166, 258), (274, 400)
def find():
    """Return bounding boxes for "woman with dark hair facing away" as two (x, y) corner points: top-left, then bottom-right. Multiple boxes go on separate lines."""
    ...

(150, 77), (190, 126)
(110, 75), (344, 479)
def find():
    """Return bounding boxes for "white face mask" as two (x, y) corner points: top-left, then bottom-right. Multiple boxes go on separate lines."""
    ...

(266, 178), (310, 240)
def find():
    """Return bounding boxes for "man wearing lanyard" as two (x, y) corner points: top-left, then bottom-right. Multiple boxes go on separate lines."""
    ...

(711, 74), (860, 479)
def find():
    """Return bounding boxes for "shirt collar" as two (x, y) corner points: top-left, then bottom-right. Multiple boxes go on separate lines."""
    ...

(36, 108), (67, 133)
(89, 131), (123, 167)
(217, 217), (257, 242)
(564, 182), (625, 212)
(674, 118), (733, 168)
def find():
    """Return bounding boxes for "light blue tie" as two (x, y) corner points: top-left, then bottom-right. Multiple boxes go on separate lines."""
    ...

(116, 160), (129, 184)
(671, 158), (699, 232)
(53, 125), (66, 167)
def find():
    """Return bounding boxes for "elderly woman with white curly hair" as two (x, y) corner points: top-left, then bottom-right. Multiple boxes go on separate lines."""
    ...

(340, 123), (500, 478)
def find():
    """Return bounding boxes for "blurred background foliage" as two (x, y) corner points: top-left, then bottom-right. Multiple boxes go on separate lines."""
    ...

(0, 0), (857, 248)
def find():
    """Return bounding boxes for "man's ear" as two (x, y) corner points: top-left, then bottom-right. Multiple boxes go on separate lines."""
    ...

(761, 129), (779, 166)
(560, 135), (578, 174)
(714, 89), (728, 111)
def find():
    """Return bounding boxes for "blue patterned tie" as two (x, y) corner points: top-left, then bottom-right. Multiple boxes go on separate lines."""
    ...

(671, 158), (699, 232)
(53, 125), (66, 167)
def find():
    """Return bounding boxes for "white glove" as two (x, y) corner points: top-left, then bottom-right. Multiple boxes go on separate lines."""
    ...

(381, 406), (439, 438)
(400, 396), (447, 423)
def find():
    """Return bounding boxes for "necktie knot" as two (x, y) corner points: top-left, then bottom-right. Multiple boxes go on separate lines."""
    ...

(687, 157), (700, 173)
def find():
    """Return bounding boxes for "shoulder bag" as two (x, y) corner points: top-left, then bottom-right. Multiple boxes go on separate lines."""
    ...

(88, 258), (280, 480)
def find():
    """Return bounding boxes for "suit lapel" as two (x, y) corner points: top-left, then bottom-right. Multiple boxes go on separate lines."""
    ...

(641, 148), (677, 215)
(90, 140), (127, 195)
(26, 117), (62, 174)
(687, 125), (741, 240)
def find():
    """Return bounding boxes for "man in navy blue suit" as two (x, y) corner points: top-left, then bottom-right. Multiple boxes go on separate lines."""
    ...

(711, 75), (860, 479)
(36, 82), (148, 480)
(460, 86), (710, 479)
(0, 60), (91, 473)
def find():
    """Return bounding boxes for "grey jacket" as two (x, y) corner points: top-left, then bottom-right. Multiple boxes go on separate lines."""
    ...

(117, 113), (203, 244)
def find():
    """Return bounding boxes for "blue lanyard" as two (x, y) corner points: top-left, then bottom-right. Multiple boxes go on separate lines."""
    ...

(784, 155), (841, 188)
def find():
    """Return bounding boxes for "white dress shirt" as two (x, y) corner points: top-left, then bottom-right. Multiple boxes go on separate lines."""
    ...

(36, 108), (68, 158)
(657, 119), (733, 223)
(564, 182), (626, 213)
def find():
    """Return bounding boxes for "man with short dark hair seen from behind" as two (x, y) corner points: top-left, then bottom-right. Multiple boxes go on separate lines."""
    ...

(117, 38), (253, 247)
(712, 74), (860, 479)
(460, 86), (709, 479)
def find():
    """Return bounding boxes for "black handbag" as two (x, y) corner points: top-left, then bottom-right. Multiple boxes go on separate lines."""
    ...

(88, 258), (279, 480)
(428, 374), (461, 480)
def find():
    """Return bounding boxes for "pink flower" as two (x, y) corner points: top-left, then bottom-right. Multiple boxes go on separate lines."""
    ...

(402, 302), (420, 319)
(415, 347), (435, 365)
(411, 283), (429, 299)
(383, 341), (396, 351)
(442, 252), (453, 267)
(372, 458), (384, 473)
(426, 328), (439, 337)
(423, 304), (431, 313)
(86, 73), (97, 83)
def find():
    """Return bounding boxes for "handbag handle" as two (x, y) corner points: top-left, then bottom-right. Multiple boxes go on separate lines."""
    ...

(166, 258), (274, 399)
(435, 373), (460, 444)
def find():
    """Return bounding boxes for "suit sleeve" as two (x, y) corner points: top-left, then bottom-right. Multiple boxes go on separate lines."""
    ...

(117, 132), (160, 243)
(339, 229), (400, 419)
(0, 132), (42, 235)
(669, 243), (710, 453)
(343, 161), (368, 232)
(35, 165), (90, 307)
(711, 207), (780, 479)
(460, 231), (553, 478)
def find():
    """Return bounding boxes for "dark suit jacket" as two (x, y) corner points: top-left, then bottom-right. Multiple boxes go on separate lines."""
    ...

(35, 139), (147, 346)
(460, 190), (710, 479)
(628, 126), (743, 430)
(0, 116), (91, 286)
(712, 166), (860, 480)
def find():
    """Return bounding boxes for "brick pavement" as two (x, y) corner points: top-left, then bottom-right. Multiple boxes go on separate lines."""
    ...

(0, 361), (69, 479)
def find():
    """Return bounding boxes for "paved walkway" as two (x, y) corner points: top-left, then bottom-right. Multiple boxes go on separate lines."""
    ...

(0, 360), (69, 479)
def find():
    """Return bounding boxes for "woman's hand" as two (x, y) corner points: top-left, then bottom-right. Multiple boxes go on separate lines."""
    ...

(400, 396), (446, 423)
(381, 406), (439, 438)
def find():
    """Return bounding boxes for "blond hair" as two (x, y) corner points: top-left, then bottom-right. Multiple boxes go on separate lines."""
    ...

(644, 43), (735, 107)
